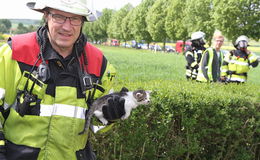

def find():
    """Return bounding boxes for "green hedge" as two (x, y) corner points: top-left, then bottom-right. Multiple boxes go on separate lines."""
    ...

(91, 80), (260, 160)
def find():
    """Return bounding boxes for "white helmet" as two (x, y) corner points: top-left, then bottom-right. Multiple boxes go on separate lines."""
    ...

(235, 35), (249, 46)
(191, 31), (205, 41)
(27, 0), (97, 21)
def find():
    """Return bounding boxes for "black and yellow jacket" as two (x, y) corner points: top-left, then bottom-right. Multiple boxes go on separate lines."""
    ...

(0, 28), (115, 160)
(221, 49), (258, 83)
(185, 46), (205, 80)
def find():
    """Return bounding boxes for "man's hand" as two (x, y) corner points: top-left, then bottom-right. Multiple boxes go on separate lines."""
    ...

(102, 95), (125, 122)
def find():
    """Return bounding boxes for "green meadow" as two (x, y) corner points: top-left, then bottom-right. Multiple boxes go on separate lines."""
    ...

(97, 45), (260, 85)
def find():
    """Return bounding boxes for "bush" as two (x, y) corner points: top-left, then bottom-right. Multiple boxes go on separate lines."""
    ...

(91, 80), (260, 160)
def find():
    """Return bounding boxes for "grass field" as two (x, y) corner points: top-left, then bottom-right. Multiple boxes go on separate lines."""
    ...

(0, 43), (259, 85)
(96, 45), (260, 85)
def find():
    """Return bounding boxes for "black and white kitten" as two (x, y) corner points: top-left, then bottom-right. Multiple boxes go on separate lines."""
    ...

(79, 87), (151, 134)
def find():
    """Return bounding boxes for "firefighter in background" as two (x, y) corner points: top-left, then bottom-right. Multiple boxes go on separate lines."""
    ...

(185, 31), (206, 80)
(220, 35), (259, 83)
(196, 34), (225, 82)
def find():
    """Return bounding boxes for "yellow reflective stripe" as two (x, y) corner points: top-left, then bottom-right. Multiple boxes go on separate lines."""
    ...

(0, 140), (5, 145)
(0, 88), (5, 100)
(191, 62), (198, 67)
(40, 104), (86, 119)
(228, 77), (246, 82)
(229, 60), (249, 66)
(248, 53), (257, 62)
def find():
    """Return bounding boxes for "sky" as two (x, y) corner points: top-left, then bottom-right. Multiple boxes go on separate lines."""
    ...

(0, 0), (142, 20)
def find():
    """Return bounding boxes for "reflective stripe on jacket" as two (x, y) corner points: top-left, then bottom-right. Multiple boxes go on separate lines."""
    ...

(185, 49), (204, 80)
(0, 32), (116, 160)
(221, 50), (258, 82)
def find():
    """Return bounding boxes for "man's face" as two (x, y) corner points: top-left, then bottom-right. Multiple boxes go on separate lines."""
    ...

(214, 37), (224, 50)
(45, 9), (83, 51)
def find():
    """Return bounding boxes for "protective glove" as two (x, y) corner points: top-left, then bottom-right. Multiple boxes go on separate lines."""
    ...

(102, 95), (125, 122)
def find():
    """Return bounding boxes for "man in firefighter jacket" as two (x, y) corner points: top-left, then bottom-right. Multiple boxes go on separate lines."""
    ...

(185, 31), (206, 80)
(196, 34), (225, 82)
(0, 0), (126, 159)
(220, 35), (259, 83)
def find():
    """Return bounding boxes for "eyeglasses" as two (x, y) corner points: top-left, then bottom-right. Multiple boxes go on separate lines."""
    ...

(48, 12), (83, 26)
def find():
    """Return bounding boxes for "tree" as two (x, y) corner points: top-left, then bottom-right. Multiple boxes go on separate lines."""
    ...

(97, 9), (114, 42)
(27, 24), (38, 32)
(213, 0), (260, 42)
(107, 3), (133, 41)
(83, 21), (102, 43)
(130, 0), (155, 45)
(121, 9), (134, 44)
(183, 0), (215, 45)
(14, 23), (28, 34)
(165, 0), (189, 41)
(0, 19), (12, 33)
(0, 24), (8, 34)
(146, 0), (170, 49)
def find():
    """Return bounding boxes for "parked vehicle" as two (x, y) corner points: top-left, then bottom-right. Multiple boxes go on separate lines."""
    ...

(141, 44), (149, 50)
(121, 43), (131, 48)
(165, 45), (175, 53)
(150, 44), (162, 51)
(110, 39), (119, 46)
(175, 40), (191, 53)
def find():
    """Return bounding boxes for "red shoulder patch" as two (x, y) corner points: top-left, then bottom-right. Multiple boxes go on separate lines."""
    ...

(11, 32), (42, 66)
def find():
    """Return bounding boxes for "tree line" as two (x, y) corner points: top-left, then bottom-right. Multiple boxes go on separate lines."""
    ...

(0, 19), (40, 36)
(83, 0), (260, 47)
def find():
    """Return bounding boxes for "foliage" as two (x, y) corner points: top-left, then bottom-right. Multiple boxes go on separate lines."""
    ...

(183, 0), (215, 45)
(83, 9), (114, 43)
(165, 0), (189, 41)
(91, 80), (260, 160)
(89, 46), (260, 160)
(107, 4), (134, 40)
(213, 0), (260, 42)
(0, 34), (5, 40)
(0, 19), (12, 33)
(121, 9), (134, 42)
(146, 0), (169, 43)
(12, 23), (39, 34)
(130, 0), (155, 44)
(14, 23), (29, 34)
(82, 0), (260, 46)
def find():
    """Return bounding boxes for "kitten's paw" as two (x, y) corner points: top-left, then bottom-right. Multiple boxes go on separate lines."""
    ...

(99, 118), (108, 125)
(121, 114), (129, 120)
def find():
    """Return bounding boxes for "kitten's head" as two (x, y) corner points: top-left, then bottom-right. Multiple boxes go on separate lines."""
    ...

(133, 90), (151, 105)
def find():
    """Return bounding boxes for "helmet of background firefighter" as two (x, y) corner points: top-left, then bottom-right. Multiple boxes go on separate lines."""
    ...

(191, 31), (206, 47)
(234, 35), (249, 50)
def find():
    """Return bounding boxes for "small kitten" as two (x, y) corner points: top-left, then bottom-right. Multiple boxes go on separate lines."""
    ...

(79, 87), (151, 134)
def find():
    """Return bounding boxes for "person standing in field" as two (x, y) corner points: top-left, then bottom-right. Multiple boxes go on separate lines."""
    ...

(0, 0), (128, 159)
(220, 35), (259, 83)
(196, 34), (225, 82)
(185, 31), (206, 80)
